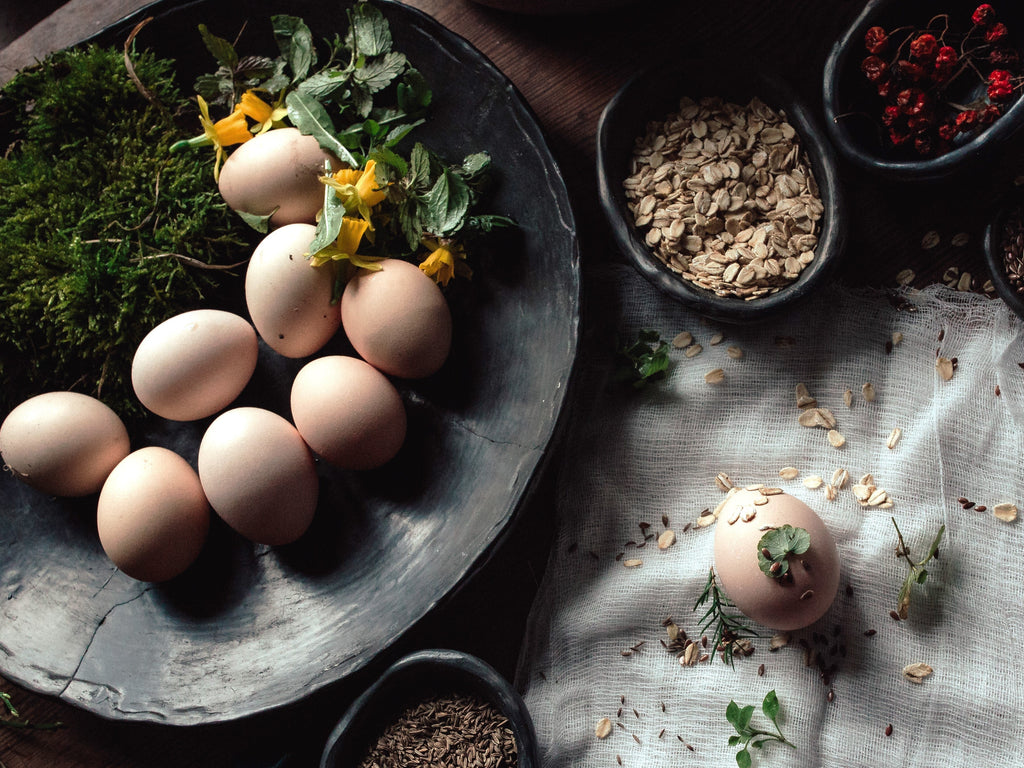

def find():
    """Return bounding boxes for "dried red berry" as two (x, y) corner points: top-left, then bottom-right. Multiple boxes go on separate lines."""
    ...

(896, 60), (927, 81)
(907, 113), (934, 133)
(888, 127), (912, 146)
(910, 33), (938, 60)
(877, 79), (893, 99)
(938, 121), (957, 141)
(989, 68), (1013, 83)
(979, 103), (1003, 124)
(913, 135), (935, 156)
(860, 55), (889, 83)
(990, 47), (1021, 67)
(864, 25), (889, 55)
(896, 88), (928, 116)
(985, 21), (1009, 43)
(936, 45), (958, 67)
(955, 109), (980, 131)
(989, 78), (1015, 100)
(972, 4), (996, 26)
(881, 105), (901, 126)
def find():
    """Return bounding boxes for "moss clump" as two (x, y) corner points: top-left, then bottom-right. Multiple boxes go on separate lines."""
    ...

(0, 44), (253, 420)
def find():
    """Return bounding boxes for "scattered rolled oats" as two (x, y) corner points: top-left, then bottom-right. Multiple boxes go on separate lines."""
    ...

(936, 357), (955, 381)
(704, 368), (725, 384)
(682, 642), (700, 666)
(942, 266), (959, 284)
(921, 230), (941, 249)
(827, 429), (846, 448)
(672, 331), (693, 348)
(843, 389), (853, 407)
(951, 232), (970, 247)
(902, 662), (934, 684)
(596, 718), (613, 739)
(770, 633), (790, 650)
(886, 427), (902, 450)
(685, 343), (703, 358)
(798, 407), (836, 429)
(795, 382), (816, 409)
(892, 331), (904, 346)
(623, 558), (643, 568)
(726, 345), (744, 359)
(994, 503), (1019, 523)
(715, 472), (734, 492)
(831, 468), (849, 489)
(983, 279), (995, 294)
(862, 382), (876, 402)
(779, 466), (799, 480)
(658, 529), (677, 549)
(895, 268), (915, 286)
(709, 332), (724, 346)
(851, 484), (872, 502)
(803, 475), (824, 489)
(824, 483), (837, 501)
(956, 271), (972, 292)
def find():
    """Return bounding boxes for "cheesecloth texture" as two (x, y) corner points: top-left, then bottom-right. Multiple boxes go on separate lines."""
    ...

(516, 263), (1024, 768)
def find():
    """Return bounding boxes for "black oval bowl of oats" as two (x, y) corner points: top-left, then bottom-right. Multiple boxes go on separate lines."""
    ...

(597, 60), (846, 324)
(319, 648), (539, 768)
(823, 0), (1024, 183)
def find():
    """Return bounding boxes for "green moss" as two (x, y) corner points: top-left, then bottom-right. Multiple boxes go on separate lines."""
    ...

(0, 44), (253, 420)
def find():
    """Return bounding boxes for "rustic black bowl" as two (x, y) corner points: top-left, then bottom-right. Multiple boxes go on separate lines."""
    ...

(319, 649), (539, 768)
(823, 0), (1024, 183)
(597, 60), (846, 324)
(983, 190), (1024, 321)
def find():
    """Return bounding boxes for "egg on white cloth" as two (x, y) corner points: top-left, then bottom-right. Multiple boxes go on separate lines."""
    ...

(713, 488), (840, 631)
(291, 355), (406, 470)
(245, 223), (342, 358)
(131, 309), (258, 421)
(96, 447), (210, 582)
(198, 407), (318, 546)
(341, 258), (452, 379)
(0, 391), (130, 497)
(217, 127), (340, 227)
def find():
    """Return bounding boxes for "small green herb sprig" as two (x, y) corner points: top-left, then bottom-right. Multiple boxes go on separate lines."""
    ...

(693, 567), (759, 666)
(1, 691), (63, 731)
(726, 690), (796, 768)
(613, 329), (670, 389)
(892, 517), (944, 620)
(757, 525), (811, 579)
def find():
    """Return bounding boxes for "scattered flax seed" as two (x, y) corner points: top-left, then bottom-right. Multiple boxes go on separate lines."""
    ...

(951, 232), (970, 247)
(704, 368), (725, 384)
(862, 382), (876, 402)
(632, 733), (641, 746)
(936, 357), (954, 381)
(997, 385), (1002, 396)
(885, 723), (894, 737)
(843, 389), (853, 407)
(803, 475), (824, 489)
(889, 610), (901, 621)
(921, 230), (941, 249)
(616, 755), (622, 766)
(684, 343), (703, 358)
(657, 530), (676, 549)
(658, 729), (665, 739)
(709, 332), (724, 346)
(886, 427), (902, 450)
(672, 331), (693, 348)
(994, 503), (1019, 523)
(976, 505), (987, 512)
(779, 466), (800, 480)
(902, 662), (934, 684)
(726, 345), (744, 359)
(864, 629), (877, 637)
(895, 268), (915, 286)
(758, 663), (765, 676)
(596, 718), (613, 739)
(827, 429), (846, 448)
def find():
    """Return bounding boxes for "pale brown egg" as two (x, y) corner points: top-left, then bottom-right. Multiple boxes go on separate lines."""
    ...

(245, 223), (342, 358)
(198, 407), (318, 546)
(0, 391), (130, 497)
(713, 489), (840, 631)
(131, 309), (258, 421)
(291, 355), (406, 470)
(341, 259), (452, 379)
(96, 447), (210, 582)
(218, 127), (340, 227)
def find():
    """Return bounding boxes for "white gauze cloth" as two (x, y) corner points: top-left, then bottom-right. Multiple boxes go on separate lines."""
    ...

(516, 263), (1024, 768)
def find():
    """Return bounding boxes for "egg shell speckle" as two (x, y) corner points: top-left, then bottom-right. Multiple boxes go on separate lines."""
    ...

(0, 391), (130, 497)
(713, 489), (840, 631)
(198, 407), (319, 546)
(291, 355), (406, 470)
(341, 258), (452, 379)
(218, 127), (340, 227)
(245, 223), (342, 358)
(131, 309), (258, 421)
(97, 446), (210, 582)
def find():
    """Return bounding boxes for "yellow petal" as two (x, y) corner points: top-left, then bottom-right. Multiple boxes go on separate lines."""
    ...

(355, 159), (388, 207)
(213, 109), (253, 147)
(337, 217), (371, 255)
(419, 246), (455, 286)
(237, 91), (274, 124)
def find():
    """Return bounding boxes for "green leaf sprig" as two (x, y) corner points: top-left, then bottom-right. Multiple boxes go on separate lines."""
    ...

(693, 567), (759, 666)
(726, 690), (796, 768)
(892, 517), (944, 620)
(1, 691), (63, 731)
(612, 329), (670, 389)
(756, 525), (811, 579)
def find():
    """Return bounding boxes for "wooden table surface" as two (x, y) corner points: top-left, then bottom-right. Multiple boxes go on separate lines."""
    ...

(1, 1), (1020, 766)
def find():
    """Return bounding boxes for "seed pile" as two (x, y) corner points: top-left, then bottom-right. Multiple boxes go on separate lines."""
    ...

(357, 693), (518, 768)
(623, 96), (823, 300)
(1000, 204), (1024, 296)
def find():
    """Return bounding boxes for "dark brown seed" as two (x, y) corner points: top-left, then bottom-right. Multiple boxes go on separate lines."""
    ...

(957, 496), (969, 504)
(962, 500), (975, 510)
(617, 755), (623, 766)
(661, 514), (669, 528)
(589, 550), (600, 560)
(889, 610), (901, 621)
(658, 728), (665, 739)
(770, 561), (782, 575)
(620, 695), (626, 705)
(885, 340), (893, 354)
(701, 636), (708, 647)
(828, 689), (835, 702)
(885, 723), (893, 737)
(997, 385), (1002, 397)
(615, 553), (624, 561)
(845, 583), (854, 596)
(758, 663), (765, 676)
(682, 522), (692, 533)
(661, 701), (666, 712)
(976, 505), (987, 512)
(938, 328), (945, 341)
(864, 629), (877, 637)
(761, 547), (772, 558)
(687, 742), (695, 752)
(632, 734), (641, 745)
(617, 707), (622, 718)
(639, 521), (650, 531)
(633, 708), (639, 719)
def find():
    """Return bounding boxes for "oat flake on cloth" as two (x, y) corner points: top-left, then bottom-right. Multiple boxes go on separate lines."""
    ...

(516, 263), (1024, 768)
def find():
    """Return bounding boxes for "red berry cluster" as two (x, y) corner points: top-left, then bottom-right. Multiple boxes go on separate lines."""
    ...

(859, 4), (1022, 157)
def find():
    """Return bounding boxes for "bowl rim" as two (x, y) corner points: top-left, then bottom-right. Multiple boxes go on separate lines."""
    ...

(596, 58), (846, 323)
(822, 0), (1024, 181)
(319, 648), (540, 768)
(983, 188), (1024, 321)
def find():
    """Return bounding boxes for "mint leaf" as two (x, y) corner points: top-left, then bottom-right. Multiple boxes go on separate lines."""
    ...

(272, 15), (316, 82)
(397, 68), (432, 113)
(349, 3), (392, 57)
(408, 142), (433, 190)
(762, 690), (779, 721)
(758, 525), (811, 578)
(422, 167), (470, 235)
(235, 209), (277, 233)
(354, 51), (407, 93)
(285, 91), (358, 168)
(458, 151), (491, 180)
(308, 189), (346, 257)
(726, 701), (741, 729)
(297, 69), (352, 100)
(198, 24), (238, 69)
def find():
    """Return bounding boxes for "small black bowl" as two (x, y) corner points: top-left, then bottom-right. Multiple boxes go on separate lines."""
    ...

(597, 60), (846, 324)
(983, 189), (1024, 320)
(319, 649), (540, 768)
(823, 0), (1024, 183)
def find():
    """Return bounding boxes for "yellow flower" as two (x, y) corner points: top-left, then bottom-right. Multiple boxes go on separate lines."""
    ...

(321, 159), (389, 223)
(418, 238), (471, 286)
(308, 216), (383, 270)
(236, 90), (288, 134)
(170, 95), (252, 180)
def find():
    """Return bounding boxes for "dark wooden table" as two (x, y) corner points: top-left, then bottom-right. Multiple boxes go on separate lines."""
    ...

(0, 1), (1018, 765)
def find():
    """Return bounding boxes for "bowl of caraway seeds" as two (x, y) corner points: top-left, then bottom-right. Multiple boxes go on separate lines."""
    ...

(319, 648), (538, 768)
(983, 190), (1024, 320)
(597, 59), (846, 324)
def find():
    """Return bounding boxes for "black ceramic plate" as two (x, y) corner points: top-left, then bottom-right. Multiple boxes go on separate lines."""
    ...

(0, 0), (578, 724)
